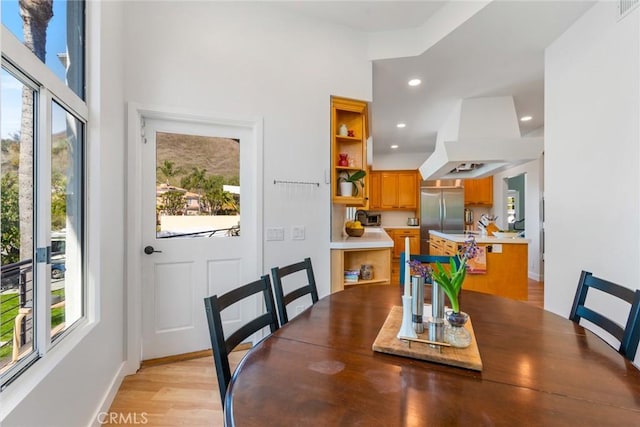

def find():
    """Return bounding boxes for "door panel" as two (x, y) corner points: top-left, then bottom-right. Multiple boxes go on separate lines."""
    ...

(441, 188), (464, 232)
(380, 173), (398, 208)
(397, 172), (417, 209)
(154, 262), (193, 332)
(420, 189), (441, 239)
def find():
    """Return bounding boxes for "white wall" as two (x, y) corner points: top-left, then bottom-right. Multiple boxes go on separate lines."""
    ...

(123, 1), (371, 298)
(545, 1), (639, 360)
(372, 152), (428, 170)
(493, 157), (543, 281)
(1, 2), (127, 426)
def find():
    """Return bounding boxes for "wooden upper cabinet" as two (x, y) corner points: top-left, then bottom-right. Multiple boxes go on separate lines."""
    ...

(397, 172), (417, 208)
(369, 172), (381, 209)
(369, 170), (418, 210)
(380, 173), (398, 209)
(331, 96), (368, 206)
(464, 176), (493, 206)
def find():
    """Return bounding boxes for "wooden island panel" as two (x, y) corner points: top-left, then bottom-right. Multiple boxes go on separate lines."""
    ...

(462, 242), (528, 300)
(429, 231), (529, 301)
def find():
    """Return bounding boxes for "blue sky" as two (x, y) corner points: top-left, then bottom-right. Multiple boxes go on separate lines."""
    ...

(1, 0), (71, 138)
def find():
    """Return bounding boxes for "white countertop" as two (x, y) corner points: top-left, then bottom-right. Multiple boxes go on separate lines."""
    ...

(381, 225), (420, 229)
(430, 230), (530, 244)
(330, 227), (394, 249)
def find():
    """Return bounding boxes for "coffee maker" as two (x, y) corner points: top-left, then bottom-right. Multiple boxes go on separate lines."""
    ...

(464, 208), (473, 230)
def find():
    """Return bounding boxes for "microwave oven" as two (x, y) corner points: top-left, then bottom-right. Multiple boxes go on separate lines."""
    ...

(356, 211), (381, 226)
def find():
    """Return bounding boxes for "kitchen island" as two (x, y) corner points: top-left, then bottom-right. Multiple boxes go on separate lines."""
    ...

(430, 230), (529, 300)
(330, 228), (393, 293)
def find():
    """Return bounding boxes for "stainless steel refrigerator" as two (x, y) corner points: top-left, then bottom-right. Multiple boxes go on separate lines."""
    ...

(420, 182), (464, 254)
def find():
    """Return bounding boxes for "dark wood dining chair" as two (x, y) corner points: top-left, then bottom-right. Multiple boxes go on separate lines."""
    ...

(271, 257), (319, 325)
(569, 270), (640, 360)
(203, 275), (280, 404)
(399, 252), (457, 287)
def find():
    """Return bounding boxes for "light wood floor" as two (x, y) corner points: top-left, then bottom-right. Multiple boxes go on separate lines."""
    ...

(525, 278), (544, 309)
(105, 351), (246, 426)
(107, 280), (544, 426)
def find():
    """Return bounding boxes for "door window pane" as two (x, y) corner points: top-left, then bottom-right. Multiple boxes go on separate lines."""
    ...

(50, 100), (83, 339)
(1, 0), (85, 99)
(0, 69), (36, 374)
(155, 133), (240, 239)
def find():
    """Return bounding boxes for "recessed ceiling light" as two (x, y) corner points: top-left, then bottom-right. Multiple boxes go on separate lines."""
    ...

(520, 116), (532, 122)
(396, 123), (406, 128)
(390, 145), (399, 149)
(408, 79), (421, 86)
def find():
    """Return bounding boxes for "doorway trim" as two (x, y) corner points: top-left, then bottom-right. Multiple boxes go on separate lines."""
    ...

(124, 103), (263, 374)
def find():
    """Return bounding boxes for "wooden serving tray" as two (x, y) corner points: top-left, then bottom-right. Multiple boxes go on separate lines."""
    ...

(372, 305), (483, 371)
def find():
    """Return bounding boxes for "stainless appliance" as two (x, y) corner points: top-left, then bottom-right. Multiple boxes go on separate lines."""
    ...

(407, 217), (419, 226)
(420, 180), (464, 254)
(355, 210), (381, 226)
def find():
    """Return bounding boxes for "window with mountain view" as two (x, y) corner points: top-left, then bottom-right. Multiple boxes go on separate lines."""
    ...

(155, 133), (240, 239)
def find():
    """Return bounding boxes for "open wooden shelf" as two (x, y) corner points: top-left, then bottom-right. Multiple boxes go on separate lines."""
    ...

(331, 96), (368, 206)
(335, 135), (362, 142)
(331, 247), (391, 292)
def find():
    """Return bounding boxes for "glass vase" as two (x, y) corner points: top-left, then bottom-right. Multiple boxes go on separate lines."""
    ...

(444, 310), (471, 348)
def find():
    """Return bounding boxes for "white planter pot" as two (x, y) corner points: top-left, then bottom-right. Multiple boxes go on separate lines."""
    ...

(339, 182), (354, 197)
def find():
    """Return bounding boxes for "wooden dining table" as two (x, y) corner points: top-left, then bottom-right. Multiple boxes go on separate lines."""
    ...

(224, 285), (640, 426)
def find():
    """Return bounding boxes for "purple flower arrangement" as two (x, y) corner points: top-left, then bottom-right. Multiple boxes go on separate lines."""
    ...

(431, 236), (479, 313)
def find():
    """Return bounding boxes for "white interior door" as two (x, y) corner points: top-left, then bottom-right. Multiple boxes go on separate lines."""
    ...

(140, 116), (260, 360)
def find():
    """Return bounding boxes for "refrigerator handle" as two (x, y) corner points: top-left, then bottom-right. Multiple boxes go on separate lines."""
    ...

(442, 197), (447, 224)
(439, 197), (443, 227)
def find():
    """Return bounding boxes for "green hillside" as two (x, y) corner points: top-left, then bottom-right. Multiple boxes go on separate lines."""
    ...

(156, 133), (239, 186)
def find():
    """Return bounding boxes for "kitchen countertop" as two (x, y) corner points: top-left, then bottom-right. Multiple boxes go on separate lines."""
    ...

(330, 227), (394, 250)
(380, 225), (420, 229)
(430, 230), (530, 244)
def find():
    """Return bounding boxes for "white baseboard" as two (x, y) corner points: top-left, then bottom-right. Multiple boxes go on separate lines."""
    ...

(89, 361), (127, 426)
(528, 271), (543, 281)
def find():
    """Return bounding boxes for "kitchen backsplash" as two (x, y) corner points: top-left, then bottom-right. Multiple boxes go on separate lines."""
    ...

(332, 205), (416, 231)
(378, 210), (417, 227)
(464, 206), (493, 231)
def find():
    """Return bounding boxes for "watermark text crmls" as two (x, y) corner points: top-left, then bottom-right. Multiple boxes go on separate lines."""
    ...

(97, 412), (149, 425)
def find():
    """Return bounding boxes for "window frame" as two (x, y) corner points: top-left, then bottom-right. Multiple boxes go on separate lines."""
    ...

(0, 4), (88, 390)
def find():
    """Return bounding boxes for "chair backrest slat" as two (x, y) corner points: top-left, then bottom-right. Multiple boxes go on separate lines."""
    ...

(224, 314), (279, 354)
(271, 257), (319, 325)
(575, 306), (625, 342)
(399, 252), (458, 286)
(204, 275), (279, 404)
(569, 270), (640, 360)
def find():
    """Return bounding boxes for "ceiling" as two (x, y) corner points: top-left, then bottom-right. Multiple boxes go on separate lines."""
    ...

(277, 0), (596, 159)
(274, 1), (446, 32)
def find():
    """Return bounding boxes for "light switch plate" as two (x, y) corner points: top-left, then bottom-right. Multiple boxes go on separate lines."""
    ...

(266, 227), (285, 241)
(492, 244), (502, 253)
(292, 226), (305, 240)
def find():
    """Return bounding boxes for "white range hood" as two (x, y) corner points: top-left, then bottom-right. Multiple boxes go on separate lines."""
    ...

(419, 96), (543, 180)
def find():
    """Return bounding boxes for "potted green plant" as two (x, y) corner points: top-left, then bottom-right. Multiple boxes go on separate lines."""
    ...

(431, 236), (479, 314)
(430, 236), (479, 348)
(338, 169), (366, 197)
